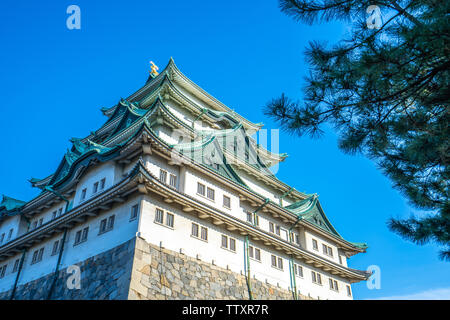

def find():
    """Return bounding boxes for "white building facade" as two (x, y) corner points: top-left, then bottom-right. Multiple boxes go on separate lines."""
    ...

(0, 59), (370, 300)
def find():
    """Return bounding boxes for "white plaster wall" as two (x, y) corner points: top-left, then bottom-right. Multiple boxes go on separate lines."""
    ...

(0, 195), (141, 293)
(74, 162), (116, 205)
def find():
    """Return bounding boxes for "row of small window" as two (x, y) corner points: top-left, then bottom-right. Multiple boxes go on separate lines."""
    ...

(0, 205), (141, 278)
(197, 182), (231, 209)
(269, 221), (301, 246)
(312, 239), (334, 258)
(159, 169), (177, 188)
(80, 177), (106, 201)
(0, 229), (14, 245)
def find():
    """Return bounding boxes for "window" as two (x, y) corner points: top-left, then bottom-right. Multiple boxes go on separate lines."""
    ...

(7, 229), (13, 240)
(58, 208), (63, 216)
(107, 215), (115, 230)
(322, 244), (334, 257)
(312, 271), (322, 285)
(0, 233), (4, 244)
(291, 233), (300, 245)
(52, 211), (57, 220)
(339, 255), (343, 265)
(75, 227), (89, 245)
(191, 223), (199, 238)
(223, 195), (231, 209)
(13, 259), (20, 273)
(197, 182), (205, 196)
(221, 235), (236, 252)
(51, 240), (60, 256)
(275, 226), (281, 236)
(201, 227), (208, 241)
(93, 182), (99, 194)
(99, 216), (114, 234)
(328, 247), (333, 257)
(293, 264), (303, 277)
(249, 246), (261, 262)
(32, 221), (37, 230)
(159, 169), (167, 183)
(346, 285), (352, 297)
(0, 265), (6, 278)
(155, 208), (164, 224)
(271, 255), (283, 270)
(100, 178), (106, 190)
(207, 187), (215, 201)
(312, 239), (318, 251)
(81, 188), (87, 201)
(166, 213), (174, 228)
(169, 174), (177, 188)
(246, 211), (259, 226)
(38, 219), (43, 227)
(130, 204), (139, 221)
(269, 222), (274, 233)
(329, 279), (339, 292)
(31, 248), (44, 264)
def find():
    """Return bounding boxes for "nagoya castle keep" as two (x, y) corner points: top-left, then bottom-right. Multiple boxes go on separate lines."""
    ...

(0, 58), (370, 300)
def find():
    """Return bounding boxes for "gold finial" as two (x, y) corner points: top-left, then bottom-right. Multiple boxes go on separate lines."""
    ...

(149, 61), (159, 77)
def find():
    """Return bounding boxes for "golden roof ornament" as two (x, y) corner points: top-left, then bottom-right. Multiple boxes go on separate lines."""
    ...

(149, 61), (159, 77)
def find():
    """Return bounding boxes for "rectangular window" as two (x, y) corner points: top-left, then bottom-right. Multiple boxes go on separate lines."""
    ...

(271, 255), (277, 267)
(169, 174), (177, 188)
(166, 213), (174, 228)
(82, 227), (89, 242)
(312, 239), (318, 251)
(275, 225), (281, 236)
(107, 216), (115, 230)
(207, 187), (215, 201)
(7, 229), (13, 240)
(155, 208), (164, 224)
(269, 222), (274, 233)
(346, 285), (352, 297)
(230, 238), (236, 252)
(201, 227), (208, 241)
(191, 223), (199, 238)
(38, 248), (44, 261)
(294, 264), (303, 277)
(271, 255), (283, 269)
(13, 259), (20, 273)
(339, 255), (343, 265)
(58, 208), (63, 216)
(0, 265), (6, 278)
(255, 248), (261, 261)
(74, 230), (82, 245)
(32, 221), (37, 230)
(81, 188), (87, 200)
(52, 211), (57, 220)
(0, 233), (4, 244)
(159, 169), (167, 183)
(312, 271), (322, 284)
(38, 219), (43, 227)
(99, 219), (107, 234)
(322, 244), (328, 254)
(100, 178), (106, 190)
(31, 250), (38, 264)
(130, 204), (139, 220)
(197, 182), (205, 196)
(93, 182), (99, 194)
(221, 235), (228, 249)
(328, 247), (333, 257)
(223, 195), (231, 208)
(51, 240), (60, 256)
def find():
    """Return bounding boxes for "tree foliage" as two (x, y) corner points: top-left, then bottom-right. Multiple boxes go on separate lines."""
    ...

(265, 0), (449, 259)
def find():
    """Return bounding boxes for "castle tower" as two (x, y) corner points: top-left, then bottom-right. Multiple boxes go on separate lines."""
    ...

(0, 59), (369, 300)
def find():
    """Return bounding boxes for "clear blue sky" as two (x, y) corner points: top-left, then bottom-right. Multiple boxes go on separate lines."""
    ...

(0, 1), (448, 299)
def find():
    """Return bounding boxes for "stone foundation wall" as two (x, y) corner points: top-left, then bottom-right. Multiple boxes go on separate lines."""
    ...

(129, 237), (313, 300)
(0, 238), (135, 300)
(1, 236), (314, 300)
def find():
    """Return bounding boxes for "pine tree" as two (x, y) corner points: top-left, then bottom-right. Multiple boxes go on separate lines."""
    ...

(265, 0), (449, 259)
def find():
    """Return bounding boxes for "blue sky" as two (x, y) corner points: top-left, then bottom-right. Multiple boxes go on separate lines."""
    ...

(0, 1), (448, 299)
